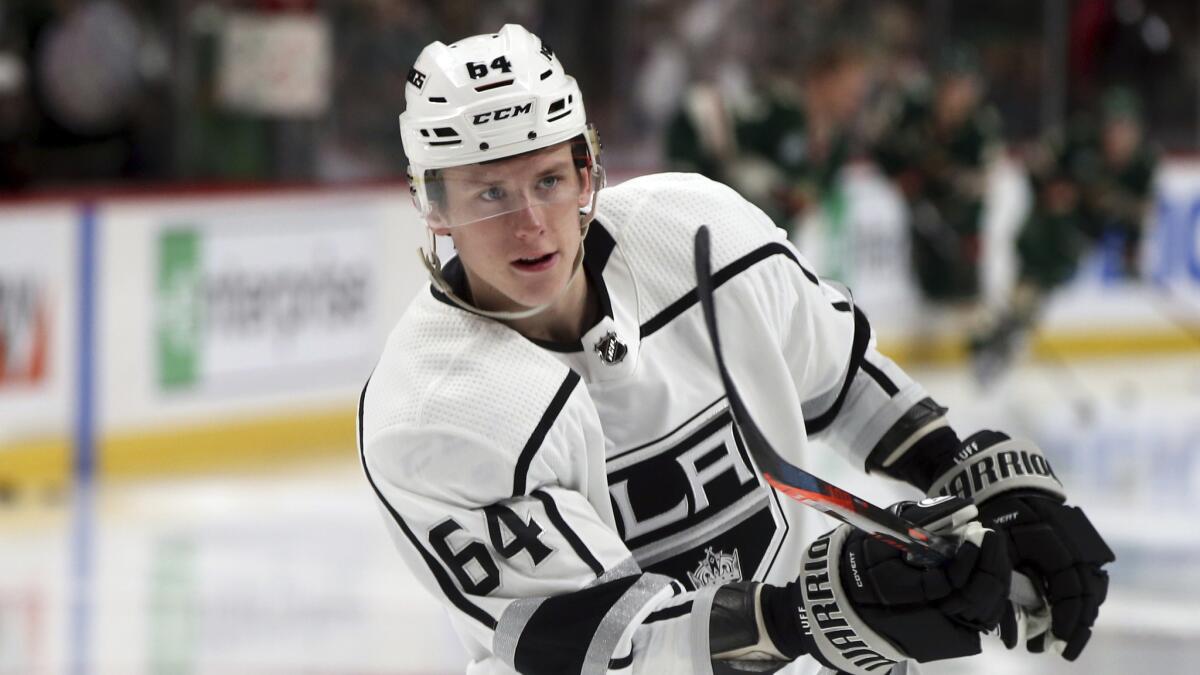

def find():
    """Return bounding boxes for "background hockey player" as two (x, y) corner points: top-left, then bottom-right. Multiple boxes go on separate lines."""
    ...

(972, 87), (1158, 380)
(664, 41), (870, 237)
(872, 47), (1003, 362)
(358, 25), (1114, 675)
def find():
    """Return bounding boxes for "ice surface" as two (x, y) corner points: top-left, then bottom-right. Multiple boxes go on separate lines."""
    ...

(1, 354), (1197, 674)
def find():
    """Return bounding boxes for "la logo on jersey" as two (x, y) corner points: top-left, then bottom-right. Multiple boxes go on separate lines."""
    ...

(606, 404), (784, 589)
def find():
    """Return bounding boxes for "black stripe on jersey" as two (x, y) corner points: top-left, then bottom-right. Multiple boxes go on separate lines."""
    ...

(803, 306), (871, 435)
(644, 601), (693, 623)
(761, 471), (792, 578)
(513, 371), (581, 497)
(640, 242), (805, 338)
(586, 219), (618, 272)
(608, 652), (633, 670)
(531, 488), (605, 577)
(796, 259), (820, 285)
(514, 575), (641, 675)
(860, 358), (899, 396)
(429, 256), (466, 305)
(357, 377), (498, 630)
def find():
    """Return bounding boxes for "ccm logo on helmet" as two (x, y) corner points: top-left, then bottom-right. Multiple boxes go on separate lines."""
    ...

(472, 102), (533, 125)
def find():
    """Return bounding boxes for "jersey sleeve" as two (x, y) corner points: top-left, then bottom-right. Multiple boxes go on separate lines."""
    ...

(618, 172), (936, 475)
(722, 204), (934, 472)
(358, 384), (726, 675)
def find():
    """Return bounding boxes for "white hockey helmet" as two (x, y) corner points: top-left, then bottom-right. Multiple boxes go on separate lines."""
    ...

(400, 24), (605, 320)
(401, 24), (603, 219)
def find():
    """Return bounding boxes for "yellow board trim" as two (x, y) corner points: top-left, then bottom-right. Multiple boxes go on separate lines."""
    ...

(879, 326), (1200, 367)
(100, 407), (358, 479)
(2, 326), (1197, 487)
(0, 407), (356, 489)
(0, 438), (71, 489)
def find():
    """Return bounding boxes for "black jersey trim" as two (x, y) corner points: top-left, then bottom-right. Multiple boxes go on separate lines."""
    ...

(357, 377), (498, 630)
(761, 475), (791, 578)
(644, 601), (693, 623)
(608, 652), (633, 669)
(803, 306), (871, 435)
(860, 358), (899, 396)
(640, 241), (804, 339)
(532, 488), (605, 577)
(525, 335), (583, 353)
(586, 218), (618, 273)
(513, 575), (641, 675)
(513, 371), (581, 497)
(429, 256), (465, 305)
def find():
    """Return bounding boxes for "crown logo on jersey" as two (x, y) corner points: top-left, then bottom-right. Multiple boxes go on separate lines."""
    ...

(687, 547), (743, 589)
(593, 331), (627, 365)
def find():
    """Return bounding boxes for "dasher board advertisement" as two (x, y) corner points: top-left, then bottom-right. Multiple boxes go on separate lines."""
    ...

(154, 217), (377, 397)
(0, 211), (75, 448)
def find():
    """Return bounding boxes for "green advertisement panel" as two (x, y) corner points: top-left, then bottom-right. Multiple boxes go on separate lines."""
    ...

(157, 228), (201, 390)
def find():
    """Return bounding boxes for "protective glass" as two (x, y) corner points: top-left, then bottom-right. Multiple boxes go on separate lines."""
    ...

(417, 160), (589, 230)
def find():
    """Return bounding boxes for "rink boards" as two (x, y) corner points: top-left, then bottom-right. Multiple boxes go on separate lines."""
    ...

(1, 167), (1199, 675)
(1, 162), (1198, 489)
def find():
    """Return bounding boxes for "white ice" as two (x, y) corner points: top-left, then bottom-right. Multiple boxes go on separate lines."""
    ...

(1, 354), (1197, 674)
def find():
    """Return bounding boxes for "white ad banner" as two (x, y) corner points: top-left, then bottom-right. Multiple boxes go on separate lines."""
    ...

(155, 216), (377, 396)
(0, 209), (76, 446)
(98, 189), (414, 433)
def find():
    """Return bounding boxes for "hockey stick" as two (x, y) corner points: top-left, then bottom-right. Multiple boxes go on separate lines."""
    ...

(692, 225), (1044, 611)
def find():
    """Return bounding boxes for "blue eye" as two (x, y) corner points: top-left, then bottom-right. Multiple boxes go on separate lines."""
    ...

(480, 186), (504, 201)
(538, 175), (561, 189)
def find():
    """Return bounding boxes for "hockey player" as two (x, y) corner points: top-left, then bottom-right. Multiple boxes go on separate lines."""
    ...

(873, 47), (1002, 310)
(664, 41), (869, 235)
(358, 25), (1114, 675)
(971, 87), (1158, 381)
(1018, 87), (1157, 287)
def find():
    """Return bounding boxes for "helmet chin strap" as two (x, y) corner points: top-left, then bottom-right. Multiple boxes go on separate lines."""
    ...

(418, 176), (602, 322)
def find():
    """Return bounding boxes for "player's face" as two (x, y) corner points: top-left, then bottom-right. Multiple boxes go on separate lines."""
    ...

(1103, 118), (1141, 166)
(823, 62), (870, 120)
(935, 76), (979, 125)
(431, 143), (592, 313)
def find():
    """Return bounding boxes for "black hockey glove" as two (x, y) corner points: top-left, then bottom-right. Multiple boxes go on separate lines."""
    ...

(747, 497), (1011, 674)
(928, 430), (1115, 661)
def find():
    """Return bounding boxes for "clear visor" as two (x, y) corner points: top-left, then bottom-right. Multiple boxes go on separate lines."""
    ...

(416, 156), (591, 230)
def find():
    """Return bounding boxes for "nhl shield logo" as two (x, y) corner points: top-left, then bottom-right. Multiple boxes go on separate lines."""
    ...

(687, 547), (743, 589)
(593, 331), (627, 365)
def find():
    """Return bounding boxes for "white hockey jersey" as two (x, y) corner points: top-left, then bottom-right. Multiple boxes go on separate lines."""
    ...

(358, 173), (932, 675)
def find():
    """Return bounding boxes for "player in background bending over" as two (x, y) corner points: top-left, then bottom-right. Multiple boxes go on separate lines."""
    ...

(357, 25), (1114, 675)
